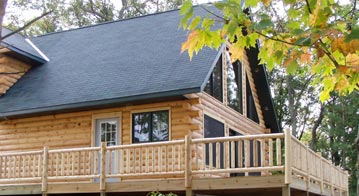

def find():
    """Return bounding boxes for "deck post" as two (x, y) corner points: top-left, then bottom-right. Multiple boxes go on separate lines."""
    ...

(100, 142), (106, 193)
(41, 146), (49, 196)
(282, 185), (291, 196)
(284, 129), (292, 184)
(185, 134), (192, 195)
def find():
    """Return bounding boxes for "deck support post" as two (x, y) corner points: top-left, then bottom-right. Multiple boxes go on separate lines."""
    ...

(284, 129), (292, 184)
(185, 188), (193, 196)
(100, 142), (106, 192)
(41, 146), (49, 196)
(185, 135), (192, 193)
(282, 185), (291, 196)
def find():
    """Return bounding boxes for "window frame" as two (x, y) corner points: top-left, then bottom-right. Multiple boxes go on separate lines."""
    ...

(131, 107), (171, 144)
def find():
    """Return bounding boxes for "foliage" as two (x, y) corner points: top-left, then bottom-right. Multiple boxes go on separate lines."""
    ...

(4, 0), (185, 36)
(315, 92), (359, 195)
(147, 191), (178, 196)
(180, 0), (359, 101)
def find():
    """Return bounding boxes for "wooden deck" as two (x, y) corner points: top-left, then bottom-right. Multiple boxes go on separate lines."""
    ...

(0, 130), (348, 196)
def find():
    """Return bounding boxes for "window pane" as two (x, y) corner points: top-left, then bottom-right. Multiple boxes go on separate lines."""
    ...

(133, 113), (151, 143)
(204, 115), (224, 168)
(204, 56), (223, 102)
(246, 76), (259, 123)
(152, 111), (169, 142)
(227, 53), (242, 113)
(98, 120), (117, 146)
(212, 57), (223, 102)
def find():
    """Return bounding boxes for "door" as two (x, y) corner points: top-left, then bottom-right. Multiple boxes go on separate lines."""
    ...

(95, 118), (120, 181)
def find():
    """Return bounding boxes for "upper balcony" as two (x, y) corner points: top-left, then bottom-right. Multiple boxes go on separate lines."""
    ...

(0, 130), (348, 196)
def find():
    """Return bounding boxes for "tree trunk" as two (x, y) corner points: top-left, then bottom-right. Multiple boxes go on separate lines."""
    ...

(310, 103), (324, 150)
(0, 0), (8, 40)
(286, 75), (297, 136)
(355, 126), (359, 195)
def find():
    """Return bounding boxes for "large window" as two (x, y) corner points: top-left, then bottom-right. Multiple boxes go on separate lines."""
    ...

(204, 115), (224, 168)
(132, 110), (169, 143)
(204, 56), (223, 102)
(227, 57), (243, 114)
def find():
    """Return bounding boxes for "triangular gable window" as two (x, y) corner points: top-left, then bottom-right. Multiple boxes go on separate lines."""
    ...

(204, 56), (223, 102)
(227, 60), (243, 114)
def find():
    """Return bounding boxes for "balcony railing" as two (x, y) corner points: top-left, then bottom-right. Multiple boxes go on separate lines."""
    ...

(0, 130), (348, 194)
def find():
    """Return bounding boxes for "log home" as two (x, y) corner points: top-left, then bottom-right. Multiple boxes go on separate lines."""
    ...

(0, 5), (348, 196)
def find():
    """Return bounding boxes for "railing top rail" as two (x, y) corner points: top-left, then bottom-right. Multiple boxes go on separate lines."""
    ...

(107, 139), (185, 150)
(49, 146), (100, 154)
(290, 134), (347, 173)
(0, 150), (43, 156)
(192, 133), (284, 144)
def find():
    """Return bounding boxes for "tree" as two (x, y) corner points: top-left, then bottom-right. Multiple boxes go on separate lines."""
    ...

(315, 92), (359, 195)
(180, 0), (359, 101)
(5, 0), (185, 36)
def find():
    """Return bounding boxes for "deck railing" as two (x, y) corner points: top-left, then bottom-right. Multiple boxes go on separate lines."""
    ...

(0, 130), (348, 194)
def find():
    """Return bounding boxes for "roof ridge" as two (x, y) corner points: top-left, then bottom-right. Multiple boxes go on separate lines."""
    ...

(33, 5), (199, 38)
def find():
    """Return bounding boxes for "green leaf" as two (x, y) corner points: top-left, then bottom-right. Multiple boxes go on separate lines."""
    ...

(295, 37), (311, 46)
(345, 28), (359, 42)
(179, 0), (192, 16)
(188, 16), (201, 30)
(202, 18), (214, 30)
(286, 60), (299, 74)
(226, 20), (238, 36)
(245, 0), (259, 7)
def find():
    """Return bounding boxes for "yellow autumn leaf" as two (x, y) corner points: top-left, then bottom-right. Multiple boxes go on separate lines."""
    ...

(263, 0), (271, 7)
(181, 30), (200, 60)
(345, 53), (359, 67)
(228, 44), (244, 62)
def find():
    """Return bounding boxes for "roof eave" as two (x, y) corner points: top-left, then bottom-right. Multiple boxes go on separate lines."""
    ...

(0, 87), (201, 120)
(1, 42), (47, 65)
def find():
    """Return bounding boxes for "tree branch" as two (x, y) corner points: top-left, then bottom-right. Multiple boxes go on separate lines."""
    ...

(305, 0), (312, 14)
(254, 30), (307, 47)
(2, 11), (51, 40)
(199, 5), (227, 22)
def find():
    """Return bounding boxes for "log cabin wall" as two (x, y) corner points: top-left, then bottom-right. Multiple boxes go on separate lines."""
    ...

(0, 98), (202, 153)
(0, 54), (31, 96)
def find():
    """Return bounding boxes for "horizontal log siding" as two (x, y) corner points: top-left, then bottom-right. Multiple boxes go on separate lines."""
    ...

(0, 98), (201, 153)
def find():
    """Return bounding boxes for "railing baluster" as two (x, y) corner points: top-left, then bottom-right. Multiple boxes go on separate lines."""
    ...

(261, 139), (265, 168)
(276, 138), (281, 165)
(152, 147), (155, 173)
(180, 144), (183, 171)
(108, 149), (112, 175)
(238, 140), (243, 168)
(172, 145), (175, 172)
(133, 148), (136, 174)
(230, 141), (235, 168)
(201, 143), (205, 170)
(209, 142), (213, 169)
(268, 139), (273, 166)
(216, 142), (220, 169)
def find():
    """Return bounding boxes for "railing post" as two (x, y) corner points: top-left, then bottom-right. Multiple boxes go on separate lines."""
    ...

(100, 142), (106, 193)
(305, 145), (310, 192)
(317, 153), (324, 194)
(185, 135), (192, 195)
(41, 146), (48, 196)
(284, 129), (292, 184)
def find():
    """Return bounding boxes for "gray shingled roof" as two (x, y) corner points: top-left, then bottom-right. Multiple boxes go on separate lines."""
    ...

(0, 7), (220, 118)
(1, 28), (47, 63)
